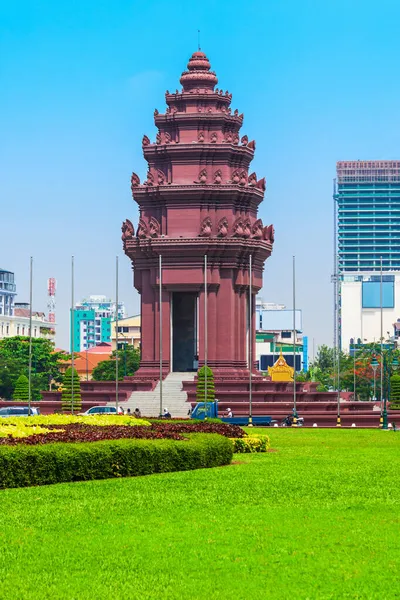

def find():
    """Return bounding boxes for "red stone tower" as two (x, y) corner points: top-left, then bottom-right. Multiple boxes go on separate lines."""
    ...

(122, 51), (274, 384)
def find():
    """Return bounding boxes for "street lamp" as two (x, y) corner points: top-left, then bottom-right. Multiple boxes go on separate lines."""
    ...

(371, 356), (379, 402)
(382, 354), (398, 430)
(118, 330), (128, 377)
(352, 340), (357, 401)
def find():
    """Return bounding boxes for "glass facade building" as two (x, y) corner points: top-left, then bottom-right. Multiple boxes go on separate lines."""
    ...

(0, 268), (16, 316)
(336, 161), (400, 272)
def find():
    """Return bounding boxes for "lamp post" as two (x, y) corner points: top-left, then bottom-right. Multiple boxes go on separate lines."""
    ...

(350, 340), (357, 401)
(382, 353), (398, 430)
(118, 331), (128, 377)
(371, 356), (379, 402)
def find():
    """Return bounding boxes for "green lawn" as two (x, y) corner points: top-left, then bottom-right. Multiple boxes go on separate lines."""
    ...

(1, 429), (399, 599)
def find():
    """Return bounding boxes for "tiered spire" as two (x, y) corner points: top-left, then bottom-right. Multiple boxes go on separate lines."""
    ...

(179, 51), (218, 91)
(125, 49), (272, 244)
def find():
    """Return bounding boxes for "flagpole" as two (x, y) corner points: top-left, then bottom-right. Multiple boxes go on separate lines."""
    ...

(336, 254), (341, 426)
(28, 257), (33, 416)
(292, 255), (298, 426)
(380, 255), (383, 427)
(248, 254), (253, 426)
(115, 256), (119, 413)
(159, 254), (163, 417)
(204, 254), (208, 418)
(71, 256), (75, 414)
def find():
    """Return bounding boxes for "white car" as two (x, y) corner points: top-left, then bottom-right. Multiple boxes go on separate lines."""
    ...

(81, 406), (124, 416)
(0, 407), (40, 417)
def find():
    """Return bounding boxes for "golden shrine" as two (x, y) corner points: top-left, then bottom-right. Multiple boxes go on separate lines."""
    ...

(268, 351), (294, 382)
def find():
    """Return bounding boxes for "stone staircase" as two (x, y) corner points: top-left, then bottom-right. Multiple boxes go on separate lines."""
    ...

(124, 372), (196, 418)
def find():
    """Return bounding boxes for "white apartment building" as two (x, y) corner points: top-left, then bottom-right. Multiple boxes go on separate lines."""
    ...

(0, 269), (55, 341)
(340, 272), (400, 352)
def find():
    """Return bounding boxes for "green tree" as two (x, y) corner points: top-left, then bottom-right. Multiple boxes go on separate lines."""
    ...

(13, 374), (29, 401)
(196, 366), (215, 403)
(0, 355), (26, 400)
(0, 337), (67, 400)
(92, 346), (140, 381)
(61, 367), (82, 413)
(312, 345), (336, 372)
(390, 373), (400, 409)
(296, 371), (310, 382)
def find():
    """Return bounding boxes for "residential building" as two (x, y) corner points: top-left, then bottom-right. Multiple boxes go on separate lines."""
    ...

(73, 295), (125, 352)
(0, 268), (55, 341)
(255, 299), (307, 372)
(336, 161), (400, 351)
(111, 315), (141, 350)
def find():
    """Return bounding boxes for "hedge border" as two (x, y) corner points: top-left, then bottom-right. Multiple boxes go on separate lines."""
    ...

(0, 433), (233, 489)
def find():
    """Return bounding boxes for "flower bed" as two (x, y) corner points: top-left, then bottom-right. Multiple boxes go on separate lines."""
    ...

(0, 417), (245, 489)
(0, 434), (233, 489)
(0, 414), (151, 428)
(0, 419), (245, 446)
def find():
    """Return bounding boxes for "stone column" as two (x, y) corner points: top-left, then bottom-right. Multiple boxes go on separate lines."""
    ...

(140, 270), (155, 363)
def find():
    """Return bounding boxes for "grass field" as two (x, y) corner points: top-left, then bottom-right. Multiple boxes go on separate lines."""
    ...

(0, 429), (399, 599)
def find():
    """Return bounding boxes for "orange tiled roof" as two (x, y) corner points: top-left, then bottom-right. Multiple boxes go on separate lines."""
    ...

(73, 352), (112, 373)
(86, 343), (113, 354)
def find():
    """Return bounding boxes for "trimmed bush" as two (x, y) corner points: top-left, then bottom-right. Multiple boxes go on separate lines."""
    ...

(390, 374), (400, 409)
(13, 375), (29, 401)
(196, 366), (215, 403)
(61, 367), (82, 413)
(0, 433), (233, 489)
(230, 436), (270, 453)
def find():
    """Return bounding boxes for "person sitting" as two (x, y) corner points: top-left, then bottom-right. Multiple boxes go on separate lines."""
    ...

(134, 408), (141, 418)
(225, 407), (233, 418)
(163, 408), (171, 419)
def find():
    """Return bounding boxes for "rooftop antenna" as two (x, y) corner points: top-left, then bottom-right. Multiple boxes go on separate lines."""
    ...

(47, 277), (56, 323)
(197, 29), (201, 51)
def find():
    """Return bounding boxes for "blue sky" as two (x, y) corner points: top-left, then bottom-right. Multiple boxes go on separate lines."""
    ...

(2, 0), (400, 353)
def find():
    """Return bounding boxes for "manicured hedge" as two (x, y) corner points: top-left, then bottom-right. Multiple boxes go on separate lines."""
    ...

(230, 436), (270, 453)
(0, 433), (233, 489)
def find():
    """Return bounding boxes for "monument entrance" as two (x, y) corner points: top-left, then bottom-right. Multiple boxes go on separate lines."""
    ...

(172, 292), (197, 372)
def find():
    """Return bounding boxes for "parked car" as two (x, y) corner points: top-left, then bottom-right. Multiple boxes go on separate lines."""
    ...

(81, 406), (124, 416)
(0, 407), (40, 417)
